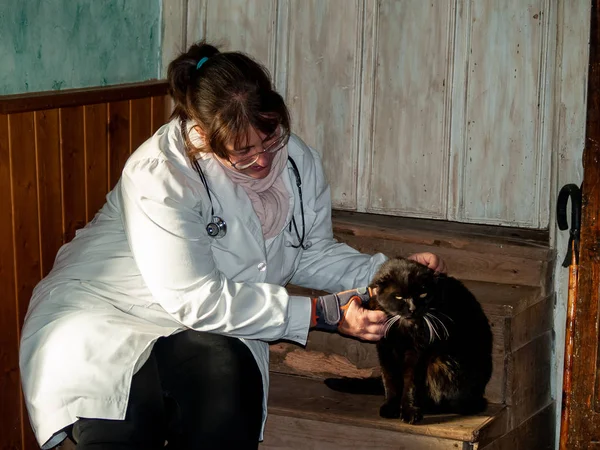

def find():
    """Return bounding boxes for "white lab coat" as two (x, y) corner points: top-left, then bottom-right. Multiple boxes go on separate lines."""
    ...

(19, 119), (386, 449)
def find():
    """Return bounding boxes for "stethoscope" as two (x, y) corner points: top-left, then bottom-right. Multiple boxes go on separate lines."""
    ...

(191, 156), (311, 250)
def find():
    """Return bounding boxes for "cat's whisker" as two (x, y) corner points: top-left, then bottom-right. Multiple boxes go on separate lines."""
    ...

(425, 314), (443, 342)
(423, 315), (438, 343)
(384, 321), (395, 337)
(430, 309), (454, 323)
(428, 313), (450, 339)
(436, 316), (449, 340)
(439, 320), (450, 339)
(384, 320), (393, 337)
(427, 312), (445, 334)
(384, 315), (402, 337)
(383, 315), (397, 329)
(429, 317), (440, 343)
(438, 312), (454, 324)
(430, 318), (442, 341)
(422, 316), (431, 343)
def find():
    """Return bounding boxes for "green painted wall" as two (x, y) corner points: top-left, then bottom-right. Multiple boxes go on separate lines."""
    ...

(0, 0), (161, 95)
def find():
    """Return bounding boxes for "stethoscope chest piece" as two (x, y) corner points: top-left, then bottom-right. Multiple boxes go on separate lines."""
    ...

(206, 216), (227, 239)
(189, 136), (305, 246)
(190, 155), (227, 239)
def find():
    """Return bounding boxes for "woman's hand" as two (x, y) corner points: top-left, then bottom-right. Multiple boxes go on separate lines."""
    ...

(408, 252), (447, 273)
(337, 298), (387, 341)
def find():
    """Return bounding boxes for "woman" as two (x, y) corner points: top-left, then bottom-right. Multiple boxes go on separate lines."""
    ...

(19, 41), (445, 449)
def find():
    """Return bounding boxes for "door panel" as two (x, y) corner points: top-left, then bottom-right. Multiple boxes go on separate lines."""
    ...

(564, 0), (600, 447)
(364, 0), (454, 218)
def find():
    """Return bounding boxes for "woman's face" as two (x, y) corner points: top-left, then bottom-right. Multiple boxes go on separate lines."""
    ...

(225, 127), (278, 179)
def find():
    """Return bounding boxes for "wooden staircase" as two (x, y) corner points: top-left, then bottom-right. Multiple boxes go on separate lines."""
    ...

(263, 211), (555, 450)
(55, 211), (555, 450)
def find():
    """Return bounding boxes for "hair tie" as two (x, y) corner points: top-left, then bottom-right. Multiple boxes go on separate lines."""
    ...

(196, 57), (209, 70)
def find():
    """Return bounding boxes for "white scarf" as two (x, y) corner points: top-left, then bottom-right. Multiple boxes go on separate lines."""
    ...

(214, 148), (290, 240)
(186, 121), (290, 239)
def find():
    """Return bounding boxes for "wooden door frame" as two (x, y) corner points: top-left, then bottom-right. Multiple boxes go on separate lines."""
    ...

(566, 0), (600, 447)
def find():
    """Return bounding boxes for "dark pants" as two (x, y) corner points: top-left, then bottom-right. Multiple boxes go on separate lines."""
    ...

(70, 331), (264, 450)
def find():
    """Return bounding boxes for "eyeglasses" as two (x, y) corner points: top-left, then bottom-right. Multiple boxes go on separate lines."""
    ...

(229, 128), (288, 170)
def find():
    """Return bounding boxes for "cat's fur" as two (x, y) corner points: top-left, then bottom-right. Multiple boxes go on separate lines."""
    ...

(326, 258), (493, 424)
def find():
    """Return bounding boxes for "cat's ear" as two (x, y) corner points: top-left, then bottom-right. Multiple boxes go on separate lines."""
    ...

(371, 269), (391, 286)
(370, 274), (395, 296)
(370, 278), (386, 292)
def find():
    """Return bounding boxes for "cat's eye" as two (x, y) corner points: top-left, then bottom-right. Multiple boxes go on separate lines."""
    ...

(419, 293), (428, 298)
(395, 295), (403, 300)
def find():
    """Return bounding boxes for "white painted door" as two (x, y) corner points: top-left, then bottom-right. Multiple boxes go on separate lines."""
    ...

(166, 0), (564, 229)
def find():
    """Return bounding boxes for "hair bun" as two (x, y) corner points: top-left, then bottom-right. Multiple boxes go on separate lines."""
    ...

(167, 41), (220, 115)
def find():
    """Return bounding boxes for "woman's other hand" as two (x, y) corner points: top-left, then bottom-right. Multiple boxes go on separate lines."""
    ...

(337, 297), (387, 341)
(408, 252), (447, 273)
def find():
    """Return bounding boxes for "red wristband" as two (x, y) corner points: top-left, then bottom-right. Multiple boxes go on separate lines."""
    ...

(310, 298), (318, 327)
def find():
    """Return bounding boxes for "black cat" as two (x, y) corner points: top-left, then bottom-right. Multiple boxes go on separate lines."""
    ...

(326, 258), (493, 424)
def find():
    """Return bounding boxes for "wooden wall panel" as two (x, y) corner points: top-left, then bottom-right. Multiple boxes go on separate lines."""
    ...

(172, 0), (568, 228)
(188, 0), (278, 75)
(175, 0), (564, 229)
(0, 81), (168, 450)
(449, 0), (551, 227)
(61, 107), (87, 244)
(283, 0), (363, 209)
(35, 110), (63, 276)
(151, 95), (169, 133)
(108, 101), (131, 189)
(131, 98), (152, 153)
(361, 0), (455, 217)
(9, 113), (42, 450)
(0, 113), (21, 450)
(9, 113), (41, 328)
(84, 104), (109, 222)
(183, 0), (364, 209)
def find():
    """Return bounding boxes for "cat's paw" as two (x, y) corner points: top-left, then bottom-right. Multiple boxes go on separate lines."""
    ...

(400, 405), (423, 424)
(379, 401), (401, 418)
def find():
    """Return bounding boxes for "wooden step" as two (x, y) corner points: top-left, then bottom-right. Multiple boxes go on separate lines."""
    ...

(331, 211), (553, 289)
(261, 373), (509, 449)
(275, 279), (553, 429)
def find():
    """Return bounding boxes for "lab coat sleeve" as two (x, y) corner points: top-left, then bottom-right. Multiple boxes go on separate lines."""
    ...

(120, 157), (311, 344)
(289, 146), (387, 293)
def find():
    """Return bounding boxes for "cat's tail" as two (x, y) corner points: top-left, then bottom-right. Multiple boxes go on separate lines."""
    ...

(324, 377), (384, 395)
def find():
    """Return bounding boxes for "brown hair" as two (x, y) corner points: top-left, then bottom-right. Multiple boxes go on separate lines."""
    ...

(167, 40), (291, 159)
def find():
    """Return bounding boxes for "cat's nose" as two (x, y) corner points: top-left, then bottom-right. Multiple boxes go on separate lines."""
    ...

(407, 299), (416, 312)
